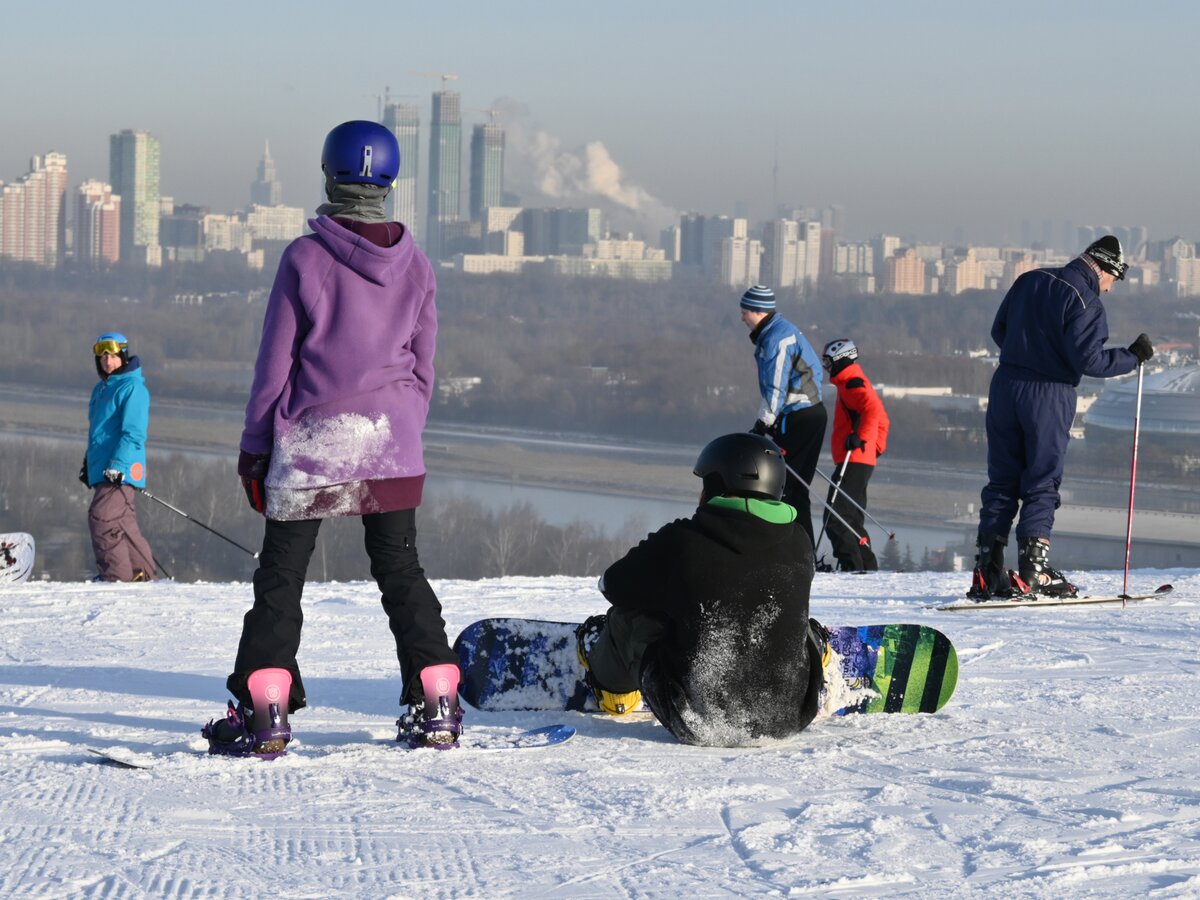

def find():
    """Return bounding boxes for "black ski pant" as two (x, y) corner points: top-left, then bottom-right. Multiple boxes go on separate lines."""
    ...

(228, 508), (458, 713)
(775, 404), (828, 551)
(823, 461), (878, 571)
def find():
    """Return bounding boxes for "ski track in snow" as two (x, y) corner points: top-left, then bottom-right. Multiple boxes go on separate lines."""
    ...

(1, 569), (1198, 897)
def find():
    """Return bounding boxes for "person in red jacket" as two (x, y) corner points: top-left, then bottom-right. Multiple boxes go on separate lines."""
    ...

(821, 339), (889, 572)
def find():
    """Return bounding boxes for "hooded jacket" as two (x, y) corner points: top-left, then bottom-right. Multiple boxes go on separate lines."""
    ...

(87, 357), (149, 488)
(241, 215), (437, 520)
(992, 258), (1137, 386)
(601, 498), (820, 746)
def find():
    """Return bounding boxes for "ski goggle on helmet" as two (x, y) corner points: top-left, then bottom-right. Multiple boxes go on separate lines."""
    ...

(93, 332), (129, 357)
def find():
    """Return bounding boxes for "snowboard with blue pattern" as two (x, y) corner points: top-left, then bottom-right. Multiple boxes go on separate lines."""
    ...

(453, 618), (958, 717)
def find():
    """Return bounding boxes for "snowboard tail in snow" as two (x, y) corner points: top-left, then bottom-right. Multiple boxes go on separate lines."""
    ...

(453, 618), (958, 718)
(0, 533), (35, 584)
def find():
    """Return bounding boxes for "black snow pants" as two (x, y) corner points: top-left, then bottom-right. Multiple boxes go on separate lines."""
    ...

(227, 508), (458, 712)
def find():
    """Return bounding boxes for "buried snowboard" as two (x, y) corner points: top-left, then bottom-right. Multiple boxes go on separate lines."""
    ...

(453, 618), (958, 718)
(0, 533), (35, 584)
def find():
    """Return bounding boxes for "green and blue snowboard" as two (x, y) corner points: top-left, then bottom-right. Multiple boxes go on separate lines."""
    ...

(453, 618), (957, 718)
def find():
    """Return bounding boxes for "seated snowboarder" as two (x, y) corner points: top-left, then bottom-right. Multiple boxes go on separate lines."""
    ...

(576, 432), (828, 747)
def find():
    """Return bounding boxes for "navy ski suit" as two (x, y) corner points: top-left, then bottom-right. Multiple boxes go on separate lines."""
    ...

(979, 258), (1138, 540)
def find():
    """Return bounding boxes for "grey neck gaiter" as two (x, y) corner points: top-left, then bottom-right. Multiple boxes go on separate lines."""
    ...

(315, 177), (391, 222)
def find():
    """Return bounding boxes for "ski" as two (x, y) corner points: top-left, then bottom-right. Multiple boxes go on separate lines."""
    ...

(933, 583), (1174, 611)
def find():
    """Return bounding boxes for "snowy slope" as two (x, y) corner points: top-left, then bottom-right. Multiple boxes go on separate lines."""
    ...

(1, 569), (1198, 898)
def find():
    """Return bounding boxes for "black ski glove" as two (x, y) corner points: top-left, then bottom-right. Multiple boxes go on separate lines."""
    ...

(751, 419), (777, 439)
(103, 468), (124, 485)
(1128, 333), (1154, 364)
(845, 434), (866, 452)
(78, 458), (89, 487)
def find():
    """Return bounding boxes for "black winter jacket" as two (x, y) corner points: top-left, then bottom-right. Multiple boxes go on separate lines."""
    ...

(601, 500), (820, 746)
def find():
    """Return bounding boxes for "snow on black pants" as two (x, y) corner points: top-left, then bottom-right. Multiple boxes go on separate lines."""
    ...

(228, 508), (459, 713)
(978, 369), (1077, 542)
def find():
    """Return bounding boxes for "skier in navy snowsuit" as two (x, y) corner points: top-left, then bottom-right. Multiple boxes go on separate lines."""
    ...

(969, 236), (1154, 599)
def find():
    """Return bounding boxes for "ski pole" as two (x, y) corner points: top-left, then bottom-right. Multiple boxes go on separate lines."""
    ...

(813, 465), (897, 540)
(138, 488), (260, 559)
(813, 454), (853, 556)
(1120, 363), (1145, 606)
(775, 453), (869, 547)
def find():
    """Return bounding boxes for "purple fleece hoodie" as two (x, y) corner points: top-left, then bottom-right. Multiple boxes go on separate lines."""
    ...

(241, 215), (436, 520)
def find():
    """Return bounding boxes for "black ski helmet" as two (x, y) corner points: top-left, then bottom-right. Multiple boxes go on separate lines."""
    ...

(1083, 235), (1128, 280)
(693, 433), (786, 500)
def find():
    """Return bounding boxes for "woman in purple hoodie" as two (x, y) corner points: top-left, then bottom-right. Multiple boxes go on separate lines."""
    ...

(203, 121), (463, 757)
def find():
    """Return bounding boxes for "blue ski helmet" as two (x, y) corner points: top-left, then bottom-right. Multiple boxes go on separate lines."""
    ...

(93, 331), (129, 357)
(321, 120), (400, 188)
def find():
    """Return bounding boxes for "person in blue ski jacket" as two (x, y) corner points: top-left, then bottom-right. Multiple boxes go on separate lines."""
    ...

(741, 285), (826, 549)
(969, 236), (1154, 600)
(81, 332), (156, 582)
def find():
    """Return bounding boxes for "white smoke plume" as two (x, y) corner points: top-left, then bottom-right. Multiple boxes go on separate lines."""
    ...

(492, 98), (678, 237)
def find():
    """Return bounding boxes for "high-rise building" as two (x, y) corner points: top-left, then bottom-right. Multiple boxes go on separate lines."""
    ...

(382, 103), (419, 231)
(761, 219), (801, 288)
(425, 90), (462, 261)
(883, 248), (926, 294)
(109, 129), (161, 266)
(249, 141), (283, 207)
(469, 121), (505, 221)
(75, 180), (120, 267)
(0, 152), (67, 267)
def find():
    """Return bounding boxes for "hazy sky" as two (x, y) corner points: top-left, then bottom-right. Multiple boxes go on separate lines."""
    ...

(3, 1), (1197, 245)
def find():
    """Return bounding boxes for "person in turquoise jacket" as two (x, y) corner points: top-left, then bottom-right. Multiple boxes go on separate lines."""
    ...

(82, 332), (155, 582)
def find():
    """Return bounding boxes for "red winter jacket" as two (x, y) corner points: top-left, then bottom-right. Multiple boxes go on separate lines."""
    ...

(829, 362), (890, 466)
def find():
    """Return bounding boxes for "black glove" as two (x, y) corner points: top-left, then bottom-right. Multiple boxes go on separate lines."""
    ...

(1128, 333), (1153, 364)
(79, 458), (89, 487)
(238, 451), (270, 514)
(103, 468), (124, 485)
(751, 419), (779, 439)
(845, 434), (866, 452)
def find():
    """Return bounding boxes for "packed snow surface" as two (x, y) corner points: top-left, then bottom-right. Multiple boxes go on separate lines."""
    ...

(2, 569), (1198, 898)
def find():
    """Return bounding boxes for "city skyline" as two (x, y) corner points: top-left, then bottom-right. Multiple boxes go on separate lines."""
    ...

(3, 1), (1198, 245)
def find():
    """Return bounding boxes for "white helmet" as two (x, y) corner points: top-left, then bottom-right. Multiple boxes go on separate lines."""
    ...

(822, 338), (858, 367)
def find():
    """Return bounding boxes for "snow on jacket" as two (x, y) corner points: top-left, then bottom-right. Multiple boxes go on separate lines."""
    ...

(600, 497), (822, 746)
(829, 362), (889, 466)
(992, 257), (1138, 386)
(87, 357), (149, 488)
(751, 313), (823, 428)
(241, 215), (437, 520)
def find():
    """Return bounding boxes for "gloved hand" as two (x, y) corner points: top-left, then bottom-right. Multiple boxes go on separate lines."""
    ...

(845, 434), (866, 452)
(1128, 333), (1154, 364)
(751, 419), (776, 438)
(238, 451), (270, 514)
(103, 468), (124, 485)
(78, 458), (89, 487)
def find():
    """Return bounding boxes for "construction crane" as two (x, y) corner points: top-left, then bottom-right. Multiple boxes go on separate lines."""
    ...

(464, 107), (501, 124)
(411, 71), (460, 90)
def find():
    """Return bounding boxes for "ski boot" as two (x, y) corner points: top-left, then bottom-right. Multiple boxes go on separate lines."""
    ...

(575, 615), (642, 716)
(397, 663), (463, 750)
(967, 533), (1009, 600)
(1010, 537), (1077, 598)
(202, 667), (293, 759)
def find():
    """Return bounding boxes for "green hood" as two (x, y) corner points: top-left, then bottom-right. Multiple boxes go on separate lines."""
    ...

(707, 496), (798, 524)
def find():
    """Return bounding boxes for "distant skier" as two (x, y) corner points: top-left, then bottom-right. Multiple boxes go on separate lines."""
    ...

(203, 121), (462, 757)
(82, 332), (156, 583)
(740, 285), (826, 550)
(576, 433), (829, 747)
(820, 339), (889, 572)
(970, 235), (1155, 599)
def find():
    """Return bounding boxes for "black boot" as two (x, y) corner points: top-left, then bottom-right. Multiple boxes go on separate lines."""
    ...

(1013, 537), (1077, 598)
(967, 533), (1009, 600)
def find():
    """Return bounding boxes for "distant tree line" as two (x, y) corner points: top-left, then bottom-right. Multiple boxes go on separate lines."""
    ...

(0, 440), (642, 584)
(1, 266), (1194, 463)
